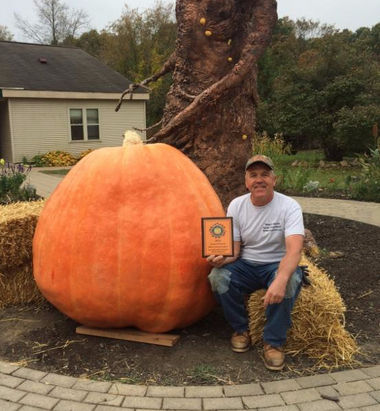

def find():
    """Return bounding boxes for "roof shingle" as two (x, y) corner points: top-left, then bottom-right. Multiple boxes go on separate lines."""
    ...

(0, 41), (147, 94)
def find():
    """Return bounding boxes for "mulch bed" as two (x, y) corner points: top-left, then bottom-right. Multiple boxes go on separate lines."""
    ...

(0, 213), (379, 385)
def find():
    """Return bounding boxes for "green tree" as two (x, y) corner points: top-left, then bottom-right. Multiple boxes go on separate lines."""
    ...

(101, 2), (176, 125)
(257, 20), (380, 160)
(332, 105), (380, 155)
(63, 29), (108, 59)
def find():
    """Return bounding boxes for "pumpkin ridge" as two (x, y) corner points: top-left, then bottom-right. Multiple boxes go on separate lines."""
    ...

(134, 144), (175, 331)
(143, 145), (184, 331)
(71, 150), (120, 321)
(71, 159), (97, 319)
(33, 156), (91, 313)
(115, 146), (130, 326)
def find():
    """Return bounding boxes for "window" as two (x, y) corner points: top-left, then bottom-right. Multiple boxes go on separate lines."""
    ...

(69, 108), (100, 141)
(86, 109), (100, 140)
(70, 109), (84, 140)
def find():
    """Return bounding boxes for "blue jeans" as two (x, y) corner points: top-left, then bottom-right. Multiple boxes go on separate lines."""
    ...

(208, 259), (302, 347)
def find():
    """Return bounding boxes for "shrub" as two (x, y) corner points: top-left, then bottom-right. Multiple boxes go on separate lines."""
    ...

(39, 151), (77, 167)
(303, 180), (320, 193)
(332, 105), (380, 157)
(0, 161), (39, 204)
(32, 150), (93, 167)
(276, 167), (313, 193)
(347, 148), (380, 202)
(31, 154), (48, 167)
(252, 131), (292, 161)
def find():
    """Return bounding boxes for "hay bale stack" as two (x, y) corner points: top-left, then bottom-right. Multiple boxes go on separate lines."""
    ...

(0, 265), (44, 307)
(0, 200), (45, 270)
(0, 201), (45, 308)
(247, 256), (359, 369)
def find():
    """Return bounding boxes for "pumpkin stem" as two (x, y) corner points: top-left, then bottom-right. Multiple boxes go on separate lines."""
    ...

(123, 130), (143, 147)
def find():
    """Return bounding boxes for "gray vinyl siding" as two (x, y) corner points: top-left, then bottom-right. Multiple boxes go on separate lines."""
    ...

(10, 98), (146, 162)
(0, 100), (13, 161)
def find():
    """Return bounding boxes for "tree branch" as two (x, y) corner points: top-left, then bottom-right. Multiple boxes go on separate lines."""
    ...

(176, 87), (196, 101)
(133, 120), (163, 134)
(115, 52), (176, 112)
(14, 13), (45, 43)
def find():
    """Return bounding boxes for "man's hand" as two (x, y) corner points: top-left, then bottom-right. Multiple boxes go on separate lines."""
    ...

(206, 242), (241, 268)
(206, 255), (226, 268)
(262, 234), (304, 308)
(262, 276), (288, 308)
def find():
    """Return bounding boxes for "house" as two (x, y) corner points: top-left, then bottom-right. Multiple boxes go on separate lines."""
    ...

(0, 41), (149, 163)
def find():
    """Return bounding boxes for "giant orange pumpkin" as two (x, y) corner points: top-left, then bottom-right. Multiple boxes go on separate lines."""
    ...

(33, 133), (224, 333)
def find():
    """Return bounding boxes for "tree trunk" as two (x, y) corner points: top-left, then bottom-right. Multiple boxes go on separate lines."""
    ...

(159, 0), (277, 206)
(116, 0), (277, 206)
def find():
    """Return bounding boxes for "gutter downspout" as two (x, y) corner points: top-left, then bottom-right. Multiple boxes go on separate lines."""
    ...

(8, 99), (15, 163)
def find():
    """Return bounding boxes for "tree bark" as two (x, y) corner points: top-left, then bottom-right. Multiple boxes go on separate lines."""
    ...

(156, 0), (278, 206)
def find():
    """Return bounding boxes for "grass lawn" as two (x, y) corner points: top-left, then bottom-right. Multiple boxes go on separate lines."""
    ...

(272, 150), (362, 194)
(277, 149), (325, 165)
(39, 169), (70, 176)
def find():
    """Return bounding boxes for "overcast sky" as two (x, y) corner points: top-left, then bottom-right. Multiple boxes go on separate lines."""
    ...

(2, 0), (379, 42)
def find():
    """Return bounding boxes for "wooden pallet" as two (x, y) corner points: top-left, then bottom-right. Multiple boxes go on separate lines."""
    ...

(76, 325), (180, 347)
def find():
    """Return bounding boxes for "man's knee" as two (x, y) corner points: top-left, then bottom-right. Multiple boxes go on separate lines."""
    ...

(208, 267), (232, 294)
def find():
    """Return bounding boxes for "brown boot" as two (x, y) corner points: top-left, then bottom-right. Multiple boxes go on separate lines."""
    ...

(263, 343), (285, 370)
(231, 331), (250, 353)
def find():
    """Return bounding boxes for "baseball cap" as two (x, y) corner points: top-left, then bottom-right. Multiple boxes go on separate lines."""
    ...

(245, 154), (274, 171)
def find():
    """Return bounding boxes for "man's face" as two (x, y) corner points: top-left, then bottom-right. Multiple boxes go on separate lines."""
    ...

(245, 163), (276, 205)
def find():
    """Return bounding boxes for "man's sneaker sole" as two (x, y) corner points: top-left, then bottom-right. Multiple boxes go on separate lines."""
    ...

(231, 345), (250, 353)
(263, 357), (285, 371)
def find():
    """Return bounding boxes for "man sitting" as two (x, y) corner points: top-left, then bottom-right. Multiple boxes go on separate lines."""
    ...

(207, 155), (304, 370)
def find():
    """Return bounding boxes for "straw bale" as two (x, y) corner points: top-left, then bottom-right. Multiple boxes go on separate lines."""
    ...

(248, 255), (359, 369)
(0, 263), (44, 308)
(303, 229), (320, 259)
(0, 200), (45, 271)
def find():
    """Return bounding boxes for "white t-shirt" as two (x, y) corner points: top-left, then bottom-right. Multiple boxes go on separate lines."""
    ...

(227, 191), (304, 263)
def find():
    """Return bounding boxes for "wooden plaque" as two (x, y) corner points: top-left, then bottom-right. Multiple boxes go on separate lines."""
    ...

(201, 217), (234, 257)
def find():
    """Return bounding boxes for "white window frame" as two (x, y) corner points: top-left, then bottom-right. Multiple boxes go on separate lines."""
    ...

(69, 108), (101, 142)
